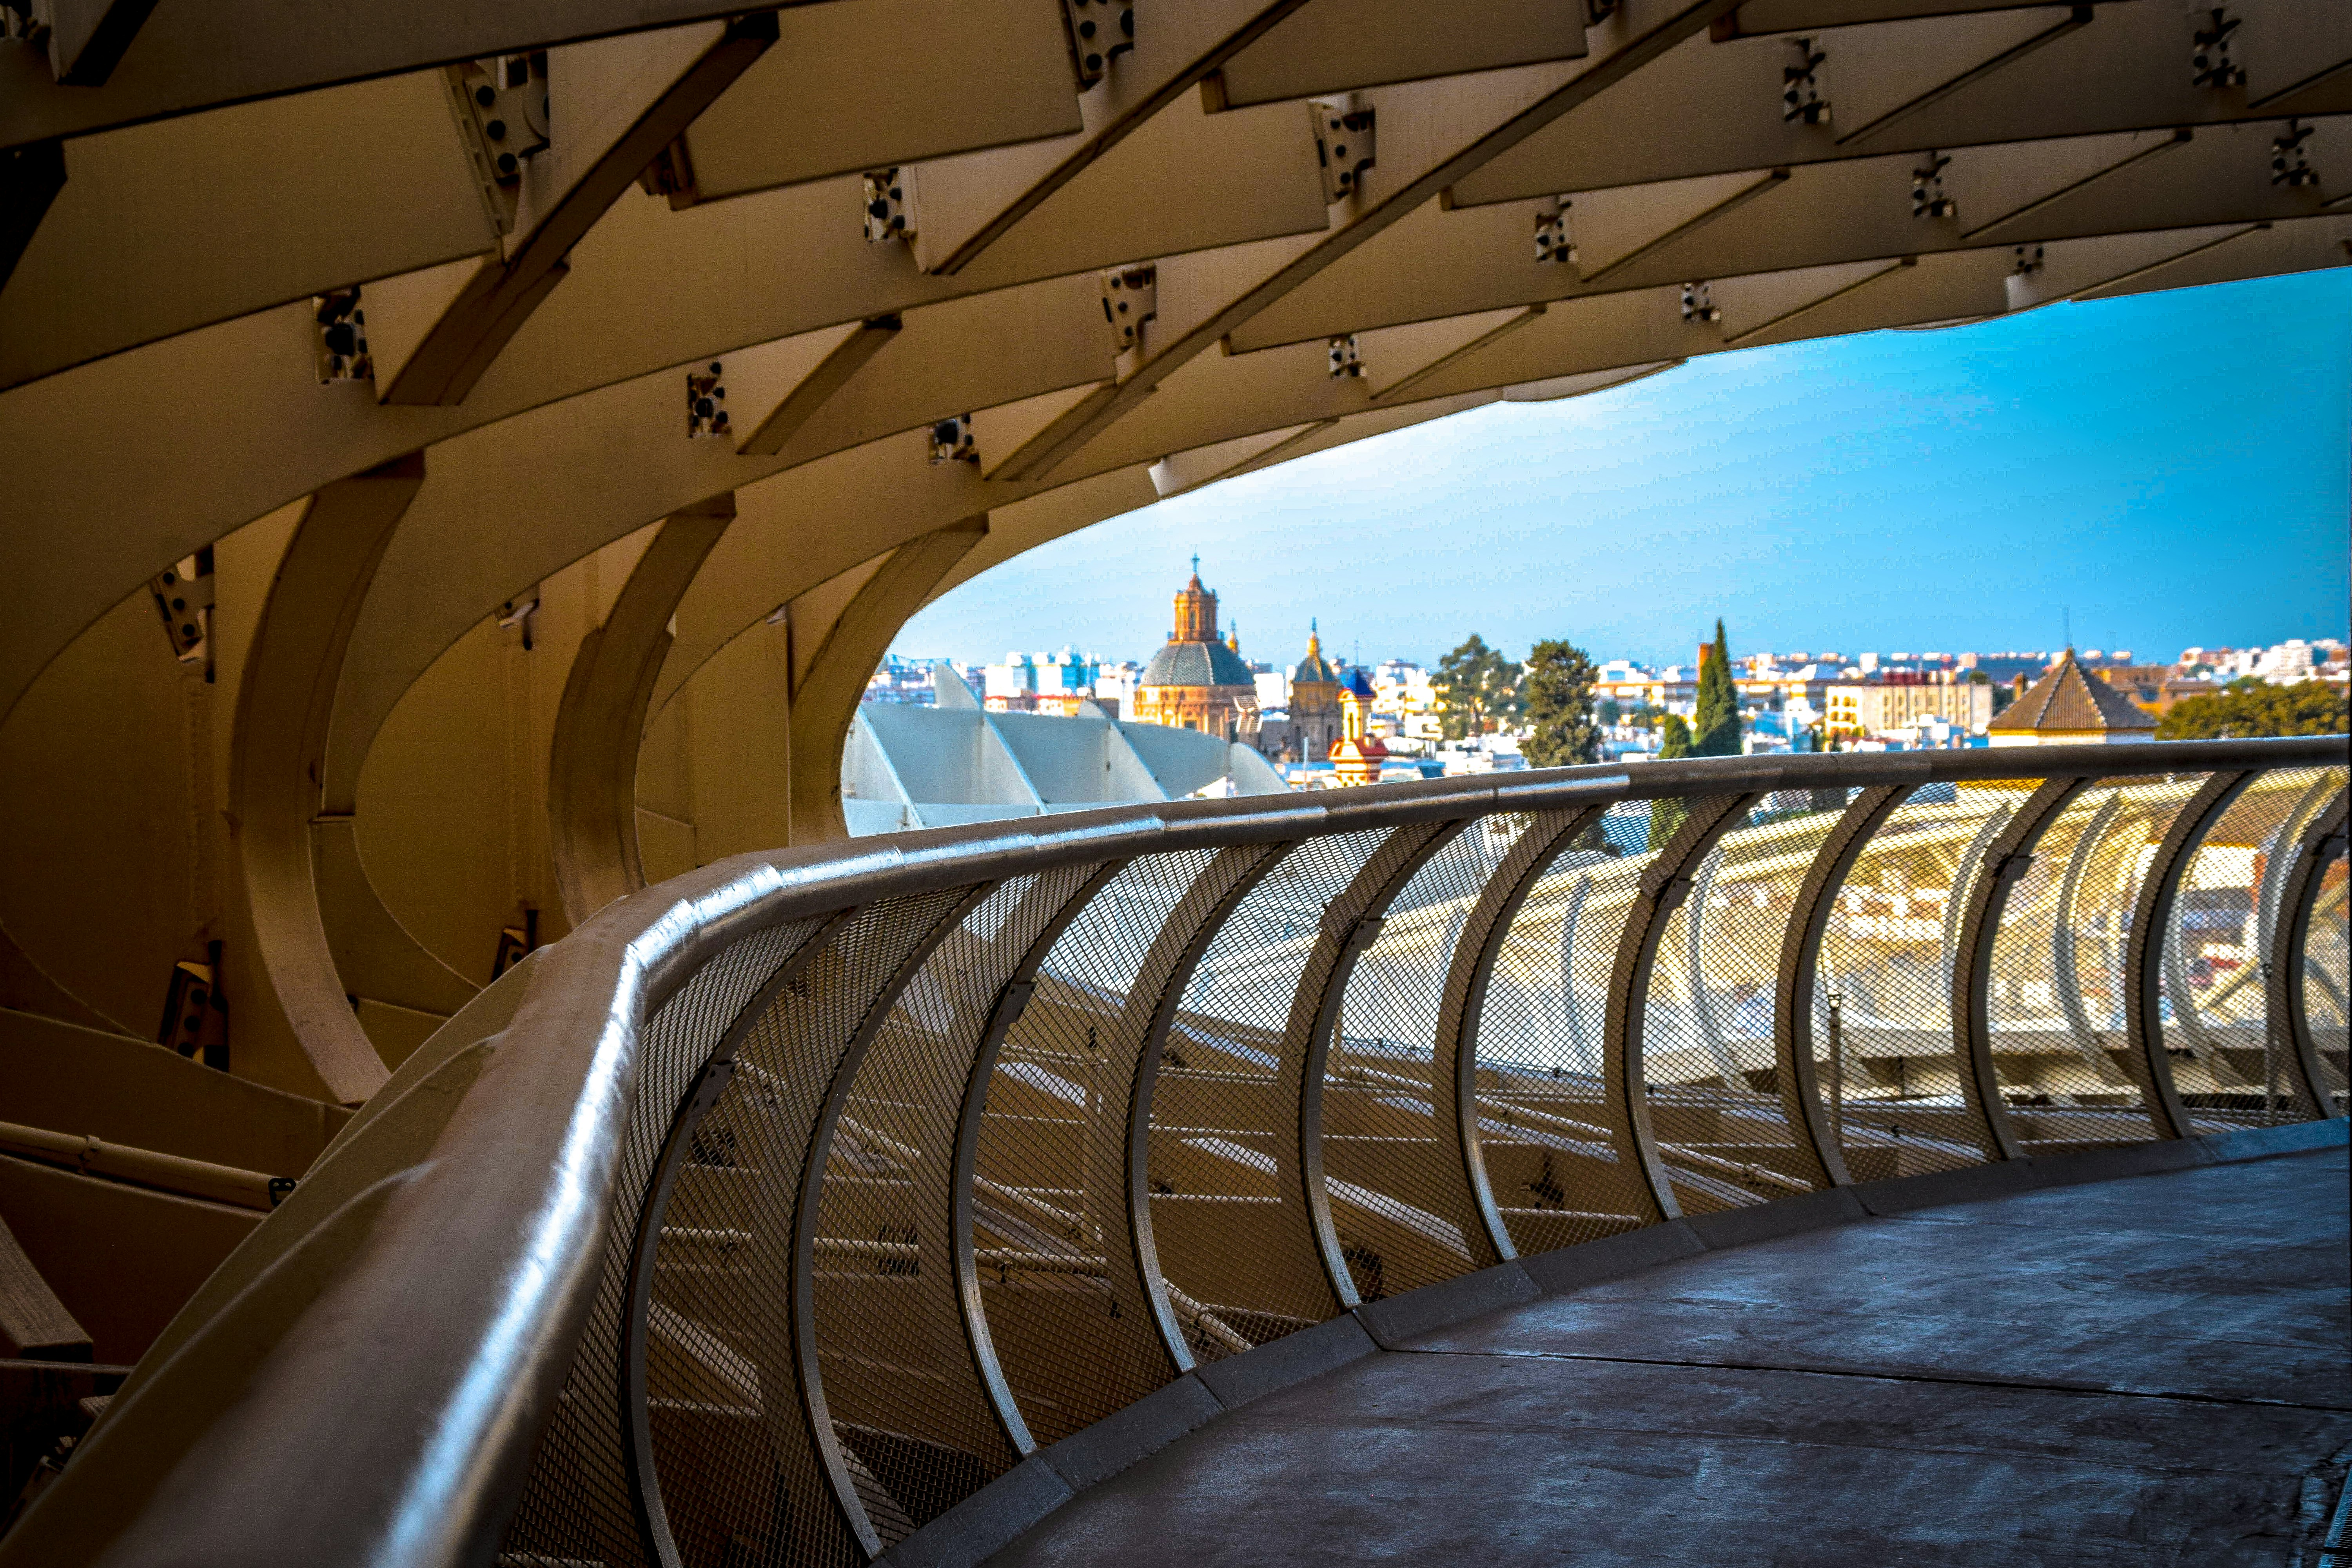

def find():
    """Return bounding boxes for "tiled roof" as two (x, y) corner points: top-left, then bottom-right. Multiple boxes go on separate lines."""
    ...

(1140, 638), (1256, 690)
(1988, 652), (2157, 733)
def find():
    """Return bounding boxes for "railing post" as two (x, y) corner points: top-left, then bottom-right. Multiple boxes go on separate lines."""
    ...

(616, 911), (851, 1568)
(949, 862), (1130, 1457)
(2051, 791), (2133, 1090)
(1773, 783), (1912, 1189)
(1122, 842), (1300, 1367)
(2124, 770), (2253, 1140)
(1950, 776), (2085, 1162)
(2270, 794), (2348, 1121)
(1288, 820), (1470, 1307)
(1431, 805), (1611, 1261)
(1604, 793), (1763, 1220)
(789, 886), (1004, 1556)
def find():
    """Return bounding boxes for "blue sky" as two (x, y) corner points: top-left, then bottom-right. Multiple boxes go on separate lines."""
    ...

(894, 268), (2352, 670)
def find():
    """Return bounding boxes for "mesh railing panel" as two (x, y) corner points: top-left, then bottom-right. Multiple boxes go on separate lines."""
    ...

(1986, 778), (2176, 1154)
(1652, 793), (1847, 1207)
(2304, 853), (2349, 1116)
(804, 866), (1100, 1546)
(492, 754), (2344, 1568)
(2167, 768), (2341, 1130)
(639, 888), (978, 1568)
(1814, 783), (2004, 1176)
(1146, 829), (1387, 1352)
(1321, 817), (1528, 1298)
(499, 916), (828, 1568)
(1475, 801), (1655, 1254)
(977, 850), (1216, 1441)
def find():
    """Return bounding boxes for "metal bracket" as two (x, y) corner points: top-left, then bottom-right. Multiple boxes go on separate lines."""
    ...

(147, 548), (214, 670)
(313, 288), (372, 384)
(1535, 197), (1575, 267)
(2271, 121), (2318, 189)
(687, 362), (729, 439)
(928, 413), (978, 466)
(1062, 0), (1133, 90)
(2190, 6), (2243, 89)
(1782, 39), (1830, 126)
(1680, 281), (1719, 323)
(1310, 95), (1376, 203)
(1912, 153), (1955, 220)
(862, 167), (915, 243)
(1326, 334), (1362, 379)
(1100, 263), (1157, 353)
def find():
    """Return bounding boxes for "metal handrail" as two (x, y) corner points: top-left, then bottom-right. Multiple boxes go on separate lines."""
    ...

(14, 737), (2342, 1568)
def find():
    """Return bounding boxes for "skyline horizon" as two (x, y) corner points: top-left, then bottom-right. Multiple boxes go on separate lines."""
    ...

(891, 267), (2350, 671)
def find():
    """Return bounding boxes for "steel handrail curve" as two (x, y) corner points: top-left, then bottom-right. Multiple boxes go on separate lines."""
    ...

(32, 737), (2348, 1568)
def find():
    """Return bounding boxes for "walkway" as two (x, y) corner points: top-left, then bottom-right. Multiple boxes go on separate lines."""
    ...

(986, 1146), (2351, 1567)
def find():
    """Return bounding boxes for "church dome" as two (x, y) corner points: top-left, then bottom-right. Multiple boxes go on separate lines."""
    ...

(1292, 621), (1343, 687)
(1141, 637), (1256, 689)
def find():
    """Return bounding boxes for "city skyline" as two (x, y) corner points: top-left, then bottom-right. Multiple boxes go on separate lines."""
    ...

(893, 267), (2351, 670)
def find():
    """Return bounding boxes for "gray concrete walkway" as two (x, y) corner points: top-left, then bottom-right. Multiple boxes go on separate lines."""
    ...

(988, 1148), (2351, 1567)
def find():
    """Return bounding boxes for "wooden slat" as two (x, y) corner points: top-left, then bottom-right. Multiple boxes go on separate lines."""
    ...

(0, 1210), (89, 1360)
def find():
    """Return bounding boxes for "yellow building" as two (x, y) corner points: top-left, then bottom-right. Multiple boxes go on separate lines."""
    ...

(1987, 649), (2157, 746)
(1283, 621), (1345, 763)
(1329, 668), (1388, 786)
(1824, 673), (1994, 740)
(1130, 563), (1260, 741)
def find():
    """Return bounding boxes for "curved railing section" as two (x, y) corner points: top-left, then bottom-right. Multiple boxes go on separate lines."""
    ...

(8, 739), (2343, 1568)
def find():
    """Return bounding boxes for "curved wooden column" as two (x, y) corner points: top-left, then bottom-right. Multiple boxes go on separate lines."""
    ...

(1287, 818), (1470, 1307)
(1122, 842), (1299, 1369)
(1948, 777), (2086, 1161)
(2123, 769), (2253, 1140)
(2268, 793), (2348, 1120)
(226, 456), (426, 1104)
(782, 519), (987, 845)
(1602, 792), (1762, 1222)
(950, 862), (1131, 1456)
(1431, 804), (1609, 1260)
(1773, 784), (1912, 1190)
(547, 498), (732, 926)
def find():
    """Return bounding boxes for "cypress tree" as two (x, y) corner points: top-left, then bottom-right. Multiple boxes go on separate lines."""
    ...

(1692, 618), (1741, 757)
(1649, 714), (1692, 851)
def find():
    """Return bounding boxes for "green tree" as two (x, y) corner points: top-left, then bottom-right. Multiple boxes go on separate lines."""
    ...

(1691, 618), (1741, 757)
(2157, 679), (2348, 740)
(1649, 714), (1692, 851)
(1435, 634), (1523, 740)
(1522, 638), (1603, 768)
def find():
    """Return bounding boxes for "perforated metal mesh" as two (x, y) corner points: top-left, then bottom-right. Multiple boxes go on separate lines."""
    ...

(494, 760), (2339, 1568)
(499, 917), (828, 1568)
(638, 888), (976, 1568)
(1648, 794), (1846, 1209)
(2302, 848), (2349, 1116)
(2164, 769), (2338, 1131)
(802, 868), (1098, 1547)
(1475, 801), (1655, 1255)
(977, 850), (1216, 1441)
(1813, 783), (2004, 1176)
(1321, 817), (1526, 1298)
(1145, 829), (1385, 1352)
(1984, 779), (2172, 1153)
